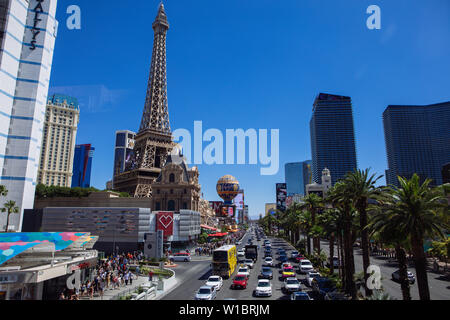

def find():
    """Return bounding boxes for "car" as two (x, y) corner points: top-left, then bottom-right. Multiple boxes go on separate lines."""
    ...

(278, 255), (288, 264)
(195, 286), (217, 300)
(284, 277), (302, 293)
(243, 259), (254, 269)
(324, 292), (348, 300)
(282, 265), (295, 274)
(205, 276), (223, 291)
(305, 271), (321, 287)
(236, 241), (242, 245)
(281, 270), (296, 279)
(295, 255), (306, 263)
(169, 252), (191, 262)
(281, 262), (292, 269)
(237, 252), (245, 262)
(291, 291), (313, 300)
(264, 257), (273, 267)
(392, 270), (416, 284)
(299, 260), (314, 274)
(254, 279), (272, 297)
(290, 251), (299, 259)
(312, 277), (336, 297)
(237, 266), (250, 279)
(232, 275), (248, 289)
(264, 252), (272, 259)
(259, 267), (273, 280)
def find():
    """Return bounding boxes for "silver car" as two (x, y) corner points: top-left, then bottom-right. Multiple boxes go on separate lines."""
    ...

(195, 286), (217, 300)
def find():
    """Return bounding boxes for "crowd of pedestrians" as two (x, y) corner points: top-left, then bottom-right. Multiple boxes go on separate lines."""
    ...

(59, 251), (144, 300)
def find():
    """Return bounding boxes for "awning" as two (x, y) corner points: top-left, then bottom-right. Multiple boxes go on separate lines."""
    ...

(201, 225), (218, 231)
(208, 232), (229, 237)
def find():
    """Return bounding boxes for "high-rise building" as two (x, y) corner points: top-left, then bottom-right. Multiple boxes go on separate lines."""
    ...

(285, 160), (312, 196)
(383, 102), (450, 187)
(310, 93), (358, 185)
(443, 163), (450, 184)
(0, 0), (58, 231)
(37, 94), (80, 187)
(113, 4), (174, 197)
(112, 130), (136, 181)
(71, 144), (95, 188)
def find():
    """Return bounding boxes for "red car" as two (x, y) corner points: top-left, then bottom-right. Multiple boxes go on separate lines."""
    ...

(232, 275), (248, 289)
(295, 255), (306, 263)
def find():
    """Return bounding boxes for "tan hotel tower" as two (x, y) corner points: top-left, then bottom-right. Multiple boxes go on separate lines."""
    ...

(37, 94), (80, 187)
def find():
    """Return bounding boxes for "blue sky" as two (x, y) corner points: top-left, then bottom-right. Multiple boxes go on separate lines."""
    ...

(49, 0), (450, 219)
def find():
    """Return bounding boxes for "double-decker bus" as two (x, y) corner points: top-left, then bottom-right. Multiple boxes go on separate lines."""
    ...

(212, 245), (237, 279)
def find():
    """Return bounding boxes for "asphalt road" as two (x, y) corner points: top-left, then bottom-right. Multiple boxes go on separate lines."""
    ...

(163, 230), (316, 300)
(316, 238), (450, 300)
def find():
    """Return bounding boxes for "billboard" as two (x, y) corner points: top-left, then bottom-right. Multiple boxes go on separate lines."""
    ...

(155, 212), (174, 239)
(209, 201), (223, 216)
(220, 205), (236, 218)
(276, 183), (287, 212)
(233, 190), (244, 211)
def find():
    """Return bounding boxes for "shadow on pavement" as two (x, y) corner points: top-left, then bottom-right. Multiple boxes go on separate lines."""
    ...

(198, 268), (212, 281)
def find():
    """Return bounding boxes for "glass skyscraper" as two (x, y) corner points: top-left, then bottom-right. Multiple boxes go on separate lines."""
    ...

(383, 102), (450, 187)
(310, 93), (358, 185)
(112, 130), (136, 187)
(71, 144), (95, 188)
(285, 161), (312, 196)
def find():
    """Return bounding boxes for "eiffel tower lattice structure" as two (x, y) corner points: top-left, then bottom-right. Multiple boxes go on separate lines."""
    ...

(113, 3), (175, 198)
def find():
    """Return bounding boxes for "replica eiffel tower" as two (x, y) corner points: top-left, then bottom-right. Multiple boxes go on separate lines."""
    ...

(113, 3), (175, 198)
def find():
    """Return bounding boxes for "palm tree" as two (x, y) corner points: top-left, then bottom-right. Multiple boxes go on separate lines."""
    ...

(369, 202), (412, 300)
(300, 193), (324, 252)
(0, 185), (7, 197)
(2, 200), (19, 233)
(327, 181), (358, 299)
(318, 208), (340, 274)
(298, 210), (313, 255)
(379, 174), (449, 300)
(343, 168), (383, 297)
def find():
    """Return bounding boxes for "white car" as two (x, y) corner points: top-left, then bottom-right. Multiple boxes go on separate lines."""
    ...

(299, 260), (314, 274)
(264, 257), (273, 267)
(205, 276), (223, 291)
(169, 252), (192, 262)
(284, 277), (302, 293)
(306, 271), (321, 287)
(291, 251), (299, 259)
(195, 286), (216, 300)
(254, 279), (272, 297)
(237, 266), (250, 279)
(243, 259), (254, 269)
(238, 249), (245, 255)
(237, 252), (245, 261)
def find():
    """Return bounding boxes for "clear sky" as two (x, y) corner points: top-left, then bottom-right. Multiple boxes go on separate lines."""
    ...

(49, 0), (450, 219)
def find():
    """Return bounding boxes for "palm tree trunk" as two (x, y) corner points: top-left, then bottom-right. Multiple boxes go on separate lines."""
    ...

(343, 219), (357, 299)
(358, 205), (372, 297)
(307, 235), (311, 256)
(329, 233), (335, 274)
(5, 211), (11, 233)
(339, 234), (344, 282)
(395, 244), (411, 300)
(411, 234), (431, 300)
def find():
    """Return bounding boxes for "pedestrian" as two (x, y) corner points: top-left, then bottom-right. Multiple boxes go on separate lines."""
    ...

(59, 292), (66, 300)
(129, 271), (133, 285)
(149, 270), (154, 282)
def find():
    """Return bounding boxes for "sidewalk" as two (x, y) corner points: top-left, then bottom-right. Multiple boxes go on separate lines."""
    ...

(84, 276), (150, 301)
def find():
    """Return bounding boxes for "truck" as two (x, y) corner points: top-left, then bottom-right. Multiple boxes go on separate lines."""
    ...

(245, 245), (258, 262)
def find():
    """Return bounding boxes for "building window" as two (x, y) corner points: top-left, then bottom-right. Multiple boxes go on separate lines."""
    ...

(155, 202), (161, 211)
(168, 200), (175, 211)
(169, 173), (175, 183)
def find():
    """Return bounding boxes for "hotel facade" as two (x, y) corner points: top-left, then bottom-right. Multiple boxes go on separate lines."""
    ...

(0, 0), (58, 231)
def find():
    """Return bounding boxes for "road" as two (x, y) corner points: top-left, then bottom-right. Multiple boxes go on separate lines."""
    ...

(163, 229), (316, 300)
(316, 238), (450, 300)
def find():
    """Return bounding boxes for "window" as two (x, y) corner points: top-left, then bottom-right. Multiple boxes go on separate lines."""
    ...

(155, 202), (161, 211)
(169, 173), (175, 183)
(168, 200), (175, 211)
